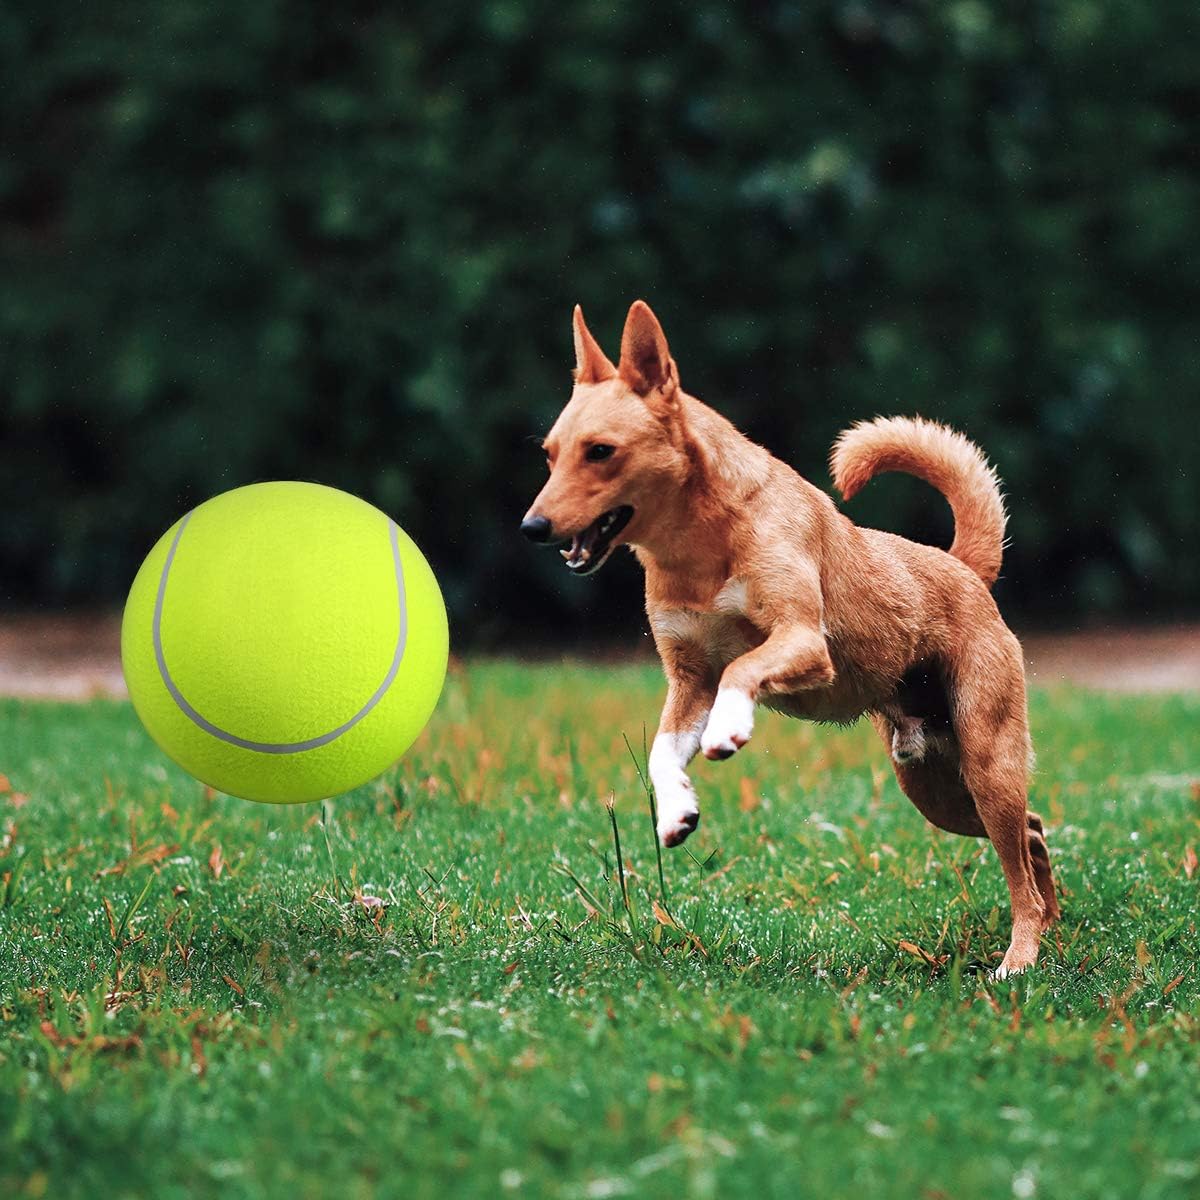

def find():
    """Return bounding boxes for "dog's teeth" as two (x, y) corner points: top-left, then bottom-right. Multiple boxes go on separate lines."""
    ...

(578, 547), (591, 562)
(560, 549), (571, 560)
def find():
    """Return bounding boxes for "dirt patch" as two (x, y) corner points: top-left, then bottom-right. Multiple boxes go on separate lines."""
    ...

(1021, 625), (1200, 694)
(0, 613), (125, 701)
(0, 613), (1195, 700)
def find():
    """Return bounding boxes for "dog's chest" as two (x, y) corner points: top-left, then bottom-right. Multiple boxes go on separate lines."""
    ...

(649, 578), (764, 669)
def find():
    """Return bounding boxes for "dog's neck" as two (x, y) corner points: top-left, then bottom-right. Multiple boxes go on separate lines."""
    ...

(632, 393), (773, 586)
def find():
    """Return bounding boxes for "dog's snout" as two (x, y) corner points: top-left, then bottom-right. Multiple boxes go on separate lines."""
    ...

(520, 514), (554, 543)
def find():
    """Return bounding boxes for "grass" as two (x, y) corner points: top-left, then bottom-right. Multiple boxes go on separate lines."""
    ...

(1, 661), (1199, 1200)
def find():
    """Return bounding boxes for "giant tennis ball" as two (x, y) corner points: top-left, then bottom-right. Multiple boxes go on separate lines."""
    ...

(122, 481), (448, 803)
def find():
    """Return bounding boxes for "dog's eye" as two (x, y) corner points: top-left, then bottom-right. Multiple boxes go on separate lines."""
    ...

(585, 444), (616, 463)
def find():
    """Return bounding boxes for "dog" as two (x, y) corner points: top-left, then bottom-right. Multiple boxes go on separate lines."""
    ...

(521, 300), (1059, 976)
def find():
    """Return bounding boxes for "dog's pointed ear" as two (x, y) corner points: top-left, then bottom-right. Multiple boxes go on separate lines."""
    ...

(618, 300), (678, 411)
(573, 305), (617, 383)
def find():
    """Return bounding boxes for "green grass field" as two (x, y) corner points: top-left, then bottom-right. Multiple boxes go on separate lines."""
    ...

(2, 663), (1198, 1200)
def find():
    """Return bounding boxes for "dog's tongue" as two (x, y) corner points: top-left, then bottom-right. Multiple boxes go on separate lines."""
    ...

(561, 521), (599, 569)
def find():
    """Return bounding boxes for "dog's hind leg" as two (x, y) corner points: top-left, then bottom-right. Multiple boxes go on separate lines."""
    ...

(871, 711), (1059, 968)
(948, 636), (1053, 977)
(1025, 811), (1061, 925)
(869, 714), (984, 836)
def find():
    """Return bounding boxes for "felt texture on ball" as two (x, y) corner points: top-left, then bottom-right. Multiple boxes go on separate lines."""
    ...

(121, 481), (448, 802)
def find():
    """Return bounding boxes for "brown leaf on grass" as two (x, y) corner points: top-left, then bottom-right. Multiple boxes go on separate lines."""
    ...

(651, 900), (677, 927)
(1183, 846), (1198, 880)
(38, 1021), (139, 1054)
(898, 939), (949, 966)
(40, 1019), (68, 1047)
(139, 843), (176, 867)
(717, 1009), (757, 1050)
(840, 966), (869, 1000)
(1135, 939), (1152, 969)
(191, 1034), (208, 1077)
(222, 974), (244, 996)
(208, 846), (224, 878)
(0, 774), (11, 794)
(738, 777), (760, 813)
(90, 1033), (143, 1055)
(8, 792), (29, 809)
(1163, 973), (1185, 997)
(96, 840), (177, 878)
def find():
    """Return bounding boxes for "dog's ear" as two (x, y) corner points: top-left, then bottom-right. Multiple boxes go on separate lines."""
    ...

(618, 300), (678, 413)
(573, 305), (617, 383)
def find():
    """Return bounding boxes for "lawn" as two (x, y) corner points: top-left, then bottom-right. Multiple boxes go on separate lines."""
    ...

(1, 662), (1198, 1200)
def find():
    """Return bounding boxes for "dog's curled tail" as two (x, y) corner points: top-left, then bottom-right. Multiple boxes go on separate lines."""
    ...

(830, 416), (1006, 587)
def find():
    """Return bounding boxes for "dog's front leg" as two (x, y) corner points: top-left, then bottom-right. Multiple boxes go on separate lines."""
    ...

(649, 647), (717, 848)
(701, 623), (834, 760)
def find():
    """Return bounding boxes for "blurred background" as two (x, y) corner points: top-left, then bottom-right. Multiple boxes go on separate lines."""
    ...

(2, 1), (1197, 669)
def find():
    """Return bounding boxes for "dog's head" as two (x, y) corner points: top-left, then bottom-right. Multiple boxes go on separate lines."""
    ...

(521, 301), (690, 575)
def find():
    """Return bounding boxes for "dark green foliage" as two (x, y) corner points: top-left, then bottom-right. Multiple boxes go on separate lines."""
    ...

(2, 2), (1197, 635)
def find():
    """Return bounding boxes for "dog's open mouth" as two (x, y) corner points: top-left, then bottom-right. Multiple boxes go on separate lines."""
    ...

(560, 506), (634, 575)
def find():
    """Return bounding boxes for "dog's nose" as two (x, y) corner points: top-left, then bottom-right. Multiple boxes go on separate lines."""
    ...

(520, 514), (553, 543)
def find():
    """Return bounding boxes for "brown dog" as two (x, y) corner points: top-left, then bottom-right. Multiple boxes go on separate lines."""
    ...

(522, 300), (1059, 976)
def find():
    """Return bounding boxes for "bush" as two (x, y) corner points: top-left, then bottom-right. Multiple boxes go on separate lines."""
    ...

(2, 1), (1196, 639)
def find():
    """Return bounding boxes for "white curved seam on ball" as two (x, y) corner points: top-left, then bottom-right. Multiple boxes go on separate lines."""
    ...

(152, 510), (408, 753)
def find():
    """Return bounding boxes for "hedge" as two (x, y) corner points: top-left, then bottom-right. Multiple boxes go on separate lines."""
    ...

(2, 1), (1197, 640)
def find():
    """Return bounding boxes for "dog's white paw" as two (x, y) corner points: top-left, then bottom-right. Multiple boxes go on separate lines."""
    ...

(701, 688), (755, 761)
(657, 803), (700, 848)
(652, 772), (700, 847)
(649, 733), (701, 847)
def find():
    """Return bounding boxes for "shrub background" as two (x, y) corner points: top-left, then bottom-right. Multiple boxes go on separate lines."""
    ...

(3, 1), (1197, 642)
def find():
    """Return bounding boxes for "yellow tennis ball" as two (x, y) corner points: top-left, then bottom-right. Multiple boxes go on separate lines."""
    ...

(121, 481), (448, 803)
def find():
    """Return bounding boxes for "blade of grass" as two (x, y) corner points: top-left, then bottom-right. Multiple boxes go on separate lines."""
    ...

(606, 795), (633, 928)
(320, 800), (344, 898)
(114, 872), (154, 944)
(624, 729), (668, 906)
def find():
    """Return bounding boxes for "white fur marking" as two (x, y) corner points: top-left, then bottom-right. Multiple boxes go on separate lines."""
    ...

(651, 596), (756, 673)
(713, 577), (749, 616)
(701, 688), (756, 759)
(649, 722), (705, 845)
(651, 609), (708, 645)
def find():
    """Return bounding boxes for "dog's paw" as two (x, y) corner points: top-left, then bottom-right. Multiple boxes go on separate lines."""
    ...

(649, 733), (702, 848)
(653, 775), (700, 848)
(995, 940), (1040, 979)
(658, 807), (699, 847)
(701, 688), (755, 761)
